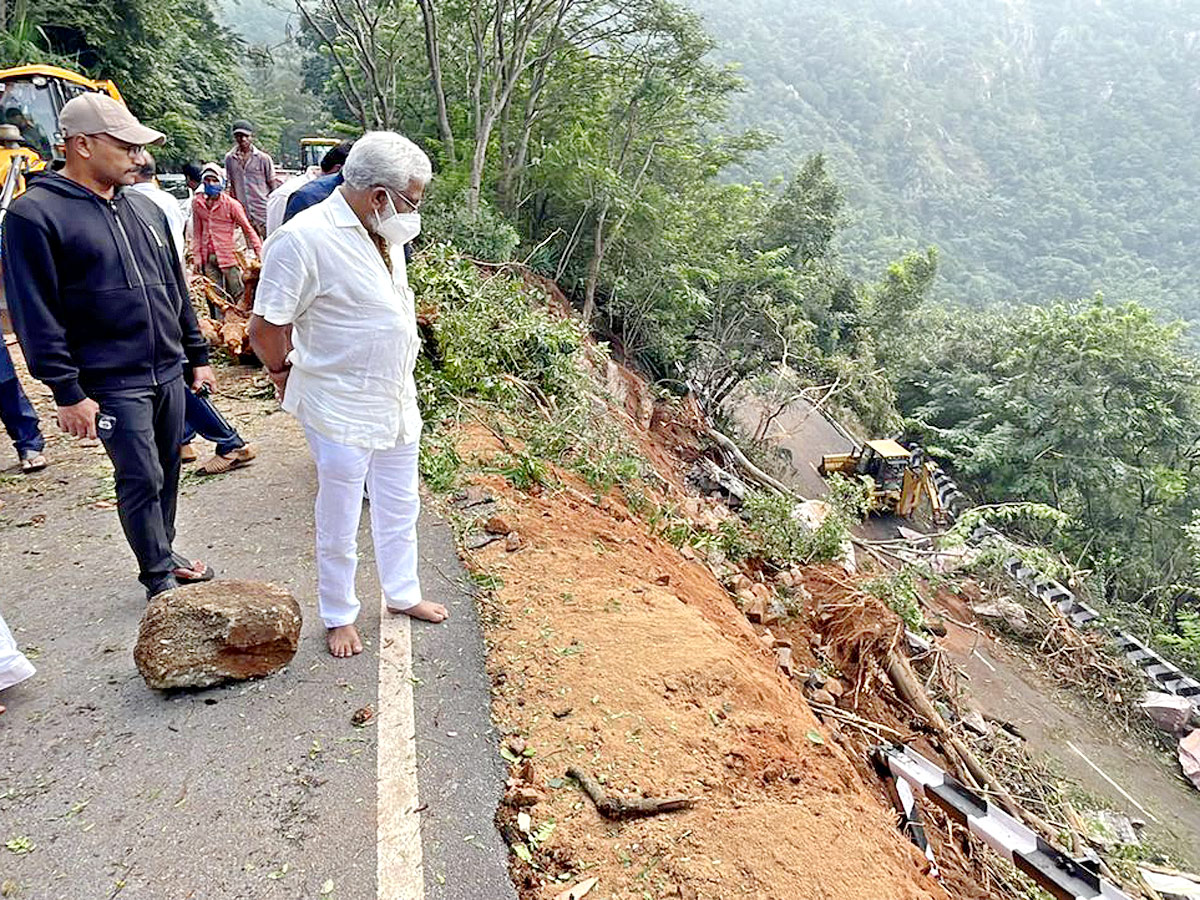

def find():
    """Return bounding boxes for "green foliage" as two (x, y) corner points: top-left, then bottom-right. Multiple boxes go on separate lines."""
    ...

(758, 154), (844, 267)
(410, 245), (586, 419)
(862, 568), (925, 633)
(689, 0), (1200, 324)
(421, 179), (521, 262)
(1156, 611), (1200, 678)
(897, 299), (1200, 605)
(0, 16), (70, 65)
(720, 475), (868, 567)
(419, 431), (462, 493)
(493, 452), (551, 492)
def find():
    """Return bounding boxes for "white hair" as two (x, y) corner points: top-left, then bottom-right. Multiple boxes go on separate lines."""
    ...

(341, 131), (432, 192)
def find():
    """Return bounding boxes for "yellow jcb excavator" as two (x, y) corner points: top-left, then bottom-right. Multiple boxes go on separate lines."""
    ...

(299, 136), (339, 170)
(818, 438), (945, 521)
(0, 64), (125, 219)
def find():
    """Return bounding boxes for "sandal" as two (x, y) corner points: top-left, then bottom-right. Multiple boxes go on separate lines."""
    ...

(195, 444), (257, 476)
(18, 449), (47, 473)
(171, 560), (214, 584)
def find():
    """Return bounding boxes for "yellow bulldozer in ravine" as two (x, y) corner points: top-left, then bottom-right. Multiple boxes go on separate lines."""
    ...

(818, 438), (946, 522)
(0, 64), (125, 219)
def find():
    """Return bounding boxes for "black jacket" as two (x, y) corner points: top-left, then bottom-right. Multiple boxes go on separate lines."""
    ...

(2, 172), (208, 405)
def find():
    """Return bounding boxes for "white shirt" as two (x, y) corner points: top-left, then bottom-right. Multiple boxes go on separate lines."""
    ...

(128, 181), (187, 263)
(265, 167), (319, 236)
(253, 189), (422, 450)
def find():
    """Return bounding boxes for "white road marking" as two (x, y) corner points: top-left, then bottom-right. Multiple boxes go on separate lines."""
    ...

(377, 598), (424, 899)
(1066, 740), (1159, 823)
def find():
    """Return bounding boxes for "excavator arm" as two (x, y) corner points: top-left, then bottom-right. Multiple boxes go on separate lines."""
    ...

(897, 459), (946, 523)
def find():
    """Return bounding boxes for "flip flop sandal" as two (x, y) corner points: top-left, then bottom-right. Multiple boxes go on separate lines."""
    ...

(172, 560), (214, 584)
(19, 451), (47, 473)
(195, 445), (256, 476)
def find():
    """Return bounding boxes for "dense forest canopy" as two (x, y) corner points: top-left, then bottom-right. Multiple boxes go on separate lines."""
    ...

(687, 0), (1200, 320)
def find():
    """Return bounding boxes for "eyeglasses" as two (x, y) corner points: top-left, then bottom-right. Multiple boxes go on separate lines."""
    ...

(91, 133), (145, 158)
(380, 186), (422, 213)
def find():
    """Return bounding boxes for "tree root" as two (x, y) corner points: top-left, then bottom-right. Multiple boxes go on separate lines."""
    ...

(567, 767), (695, 820)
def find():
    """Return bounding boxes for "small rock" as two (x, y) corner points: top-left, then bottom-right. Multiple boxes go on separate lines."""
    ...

(453, 485), (495, 508)
(927, 615), (948, 637)
(771, 637), (792, 649)
(351, 705), (375, 727)
(745, 596), (768, 623)
(465, 532), (503, 550)
(750, 582), (771, 602)
(776, 570), (794, 588)
(507, 735), (527, 756)
(824, 678), (846, 699)
(653, 572), (671, 586)
(775, 647), (794, 678)
(761, 599), (785, 626)
(972, 597), (1032, 635)
(505, 532), (523, 552)
(134, 581), (301, 690)
(485, 515), (514, 535)
(809, 689), (836, 706)
(730, 573), (753, 594)
(679, 544), (697, 561)
(961, 709), (989, 736)
(504, 785), (542, 807)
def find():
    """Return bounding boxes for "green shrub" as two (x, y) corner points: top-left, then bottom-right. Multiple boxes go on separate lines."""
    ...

(862, 568), (926, 632)
(720, 475), (869, 567)
(1156, 610), (1200, 675)
(419, 431), (462, 492)
(420, 180), (520, 262)
(411, 245), (587, 417)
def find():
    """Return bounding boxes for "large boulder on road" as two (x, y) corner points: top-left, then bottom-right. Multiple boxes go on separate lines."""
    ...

(134, 580), (302, 690)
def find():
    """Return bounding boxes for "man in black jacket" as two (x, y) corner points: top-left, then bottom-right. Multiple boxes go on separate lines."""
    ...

(3, 93), (218, 598)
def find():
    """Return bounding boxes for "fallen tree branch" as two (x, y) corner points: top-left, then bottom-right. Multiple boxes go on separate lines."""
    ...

(567, 767), (695, 820)
(884, 650), (1061, 840)
(704, 427), (804, 501)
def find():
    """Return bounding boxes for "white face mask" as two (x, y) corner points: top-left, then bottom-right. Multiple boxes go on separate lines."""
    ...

(373, 191), (421, 246)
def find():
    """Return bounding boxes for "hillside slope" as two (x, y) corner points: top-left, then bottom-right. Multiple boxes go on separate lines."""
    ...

(689, 0), (1200, 318)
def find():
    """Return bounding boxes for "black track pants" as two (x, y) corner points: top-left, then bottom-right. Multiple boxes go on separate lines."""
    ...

(94, 376), (186, 593)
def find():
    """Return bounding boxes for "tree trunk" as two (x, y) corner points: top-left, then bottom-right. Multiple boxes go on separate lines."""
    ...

(416, 0), (455, 164)
(468, 105), (498, 213)
(582, 203), (609, 323)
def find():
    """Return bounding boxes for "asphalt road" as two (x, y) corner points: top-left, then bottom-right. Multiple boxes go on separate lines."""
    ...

(0, 375), (513, 900)
(726, 393), (855, 500)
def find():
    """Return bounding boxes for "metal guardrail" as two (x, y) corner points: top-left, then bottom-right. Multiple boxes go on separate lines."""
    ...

(876, 744), (1136, 900)
(932, 468), (1200, 702)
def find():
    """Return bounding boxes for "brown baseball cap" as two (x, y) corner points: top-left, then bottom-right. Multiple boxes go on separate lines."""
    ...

(59, 93), (165, 145)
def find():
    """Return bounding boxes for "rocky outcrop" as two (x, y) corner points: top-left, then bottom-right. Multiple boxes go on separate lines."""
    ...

(134, 580), (302, 690)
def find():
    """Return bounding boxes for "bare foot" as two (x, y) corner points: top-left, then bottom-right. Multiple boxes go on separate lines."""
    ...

(326, 624), (363, 658)
(388, 600), (449, 623)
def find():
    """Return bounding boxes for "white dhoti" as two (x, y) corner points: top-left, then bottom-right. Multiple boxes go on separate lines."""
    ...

(305, 426), (423, 628)
(0, 611), (35, 692)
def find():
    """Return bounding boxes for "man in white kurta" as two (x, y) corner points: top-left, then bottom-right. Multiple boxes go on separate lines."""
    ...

(249, 132), (447, 658)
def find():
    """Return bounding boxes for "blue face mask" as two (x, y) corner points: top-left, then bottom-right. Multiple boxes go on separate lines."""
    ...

(203, 182), (222, 197)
